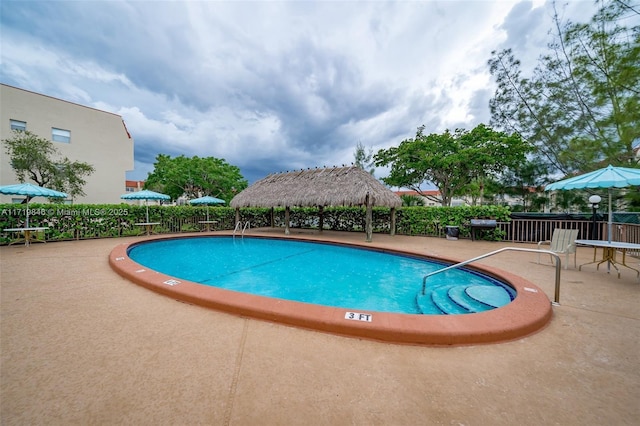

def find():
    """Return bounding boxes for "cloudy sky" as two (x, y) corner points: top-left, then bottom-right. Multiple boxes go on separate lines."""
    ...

(1, 0), (597, 184)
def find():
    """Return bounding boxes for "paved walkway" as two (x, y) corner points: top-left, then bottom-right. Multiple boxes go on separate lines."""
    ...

(1, 230), (638, 425)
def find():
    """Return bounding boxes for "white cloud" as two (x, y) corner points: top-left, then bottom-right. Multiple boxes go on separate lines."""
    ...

(0, 0), (600, 183)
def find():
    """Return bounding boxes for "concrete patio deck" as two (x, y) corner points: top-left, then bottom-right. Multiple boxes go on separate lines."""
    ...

(1, 230), (638, 425)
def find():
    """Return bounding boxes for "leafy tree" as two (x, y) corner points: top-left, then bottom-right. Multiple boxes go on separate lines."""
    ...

(498, 159), (550, 212)
(554, 190), (589, 212)
(2, 130), (95, 200)
(529, 194), (551, 212)
(353, 141), (375, 174)
(624, 187), (640, 211)
(461, 177), (505, 206)
(488, 0), (640, 175)
(374, 124), (531, 206)
(400, 194), (425, 206)
(144, 154), (248, 201)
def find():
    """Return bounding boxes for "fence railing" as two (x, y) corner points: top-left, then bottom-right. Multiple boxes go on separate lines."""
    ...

(3, 207), (640, 251)
(498, 219), (640, 246)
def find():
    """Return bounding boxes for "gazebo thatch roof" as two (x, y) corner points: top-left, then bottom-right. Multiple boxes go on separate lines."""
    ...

(230, 166), (402, 208)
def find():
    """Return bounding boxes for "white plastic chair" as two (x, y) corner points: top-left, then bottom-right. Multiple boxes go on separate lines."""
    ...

(537, 229), (579, 269)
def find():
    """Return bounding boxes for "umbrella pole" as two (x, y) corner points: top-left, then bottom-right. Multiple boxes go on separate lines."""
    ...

(206, 205), (210, 222)
(146, 201), (150, 223)
(607, 188), (613, 243)
(607, 188), (613, 273)
(26, 197), (30, 228)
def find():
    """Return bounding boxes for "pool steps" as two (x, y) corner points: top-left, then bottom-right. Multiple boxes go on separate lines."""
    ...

(449, 285), (494, 312)
(416, 284), (513, 315)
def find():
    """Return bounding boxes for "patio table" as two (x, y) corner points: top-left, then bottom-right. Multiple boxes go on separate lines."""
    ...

(198, 220), (218, 232)
(575, 239), (640, 278)
(3, 227), (49, 247)
(134, 222), (160, 236)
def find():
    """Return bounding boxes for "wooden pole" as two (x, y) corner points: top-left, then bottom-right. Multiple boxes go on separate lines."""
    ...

(285, 206), (290, 235)
(365, 194), (373, 242)
(318, 205), (324, 233)
(270, 207), (275, 228)
(390, 207), (396, 236)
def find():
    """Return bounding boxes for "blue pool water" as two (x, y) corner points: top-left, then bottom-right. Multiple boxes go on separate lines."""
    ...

(128, 237), (515, 315)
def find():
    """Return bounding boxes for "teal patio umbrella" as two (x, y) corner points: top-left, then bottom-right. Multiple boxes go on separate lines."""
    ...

(545, 165), (640, 242)
(189, 196), (225, 221)
(0, 182), (67, 227)
(121, 189), (171, 223)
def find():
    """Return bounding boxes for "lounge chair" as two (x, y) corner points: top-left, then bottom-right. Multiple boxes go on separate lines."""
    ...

(537, 228), (579, 269)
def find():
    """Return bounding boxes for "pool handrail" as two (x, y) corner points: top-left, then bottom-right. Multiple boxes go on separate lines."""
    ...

(233, 221), (251, 238)
(233, 221), (242, 237)
(421, 247), (562, 305)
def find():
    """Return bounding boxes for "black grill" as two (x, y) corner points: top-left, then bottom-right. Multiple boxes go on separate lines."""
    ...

(470, 219), (497, 241)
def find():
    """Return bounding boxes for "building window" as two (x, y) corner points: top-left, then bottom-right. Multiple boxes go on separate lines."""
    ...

(10, 120), (26, 131)
(52, 127), (71, 143)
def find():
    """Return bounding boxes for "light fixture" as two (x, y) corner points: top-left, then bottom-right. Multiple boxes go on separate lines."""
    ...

(588, 195), (602, 239)
(588, 194), (601, 207)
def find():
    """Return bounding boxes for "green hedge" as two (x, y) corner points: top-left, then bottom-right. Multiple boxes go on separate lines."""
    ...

(395, 205), (510, 240)
(0, 203), (235, 244)
(0, 203), (510, 244)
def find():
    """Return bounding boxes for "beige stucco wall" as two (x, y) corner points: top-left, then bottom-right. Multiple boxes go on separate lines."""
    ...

(0, 84), (134, 204)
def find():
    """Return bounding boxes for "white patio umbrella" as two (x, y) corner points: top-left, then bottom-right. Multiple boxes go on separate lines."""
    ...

(545, 165), (640, 242)
(120, 189), (171, 223)
(189, 196), (225, 221)
(0, 182), (67, 227)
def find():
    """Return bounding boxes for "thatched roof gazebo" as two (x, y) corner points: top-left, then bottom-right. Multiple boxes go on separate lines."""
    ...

(230, 166), (402, 241)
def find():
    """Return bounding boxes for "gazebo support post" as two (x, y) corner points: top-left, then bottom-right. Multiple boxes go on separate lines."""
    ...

(318, 206), (324, 233)
(270, 207), (275, 228)
(285, 206), (290, 235)
(390, 207), (396, 236)
(235, 208), (240, 228)
(365, 194), (373, 242)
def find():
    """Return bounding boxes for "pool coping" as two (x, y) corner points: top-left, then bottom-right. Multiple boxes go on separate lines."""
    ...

(108, 234), (553, 346)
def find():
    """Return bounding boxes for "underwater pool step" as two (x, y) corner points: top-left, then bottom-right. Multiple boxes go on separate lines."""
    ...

(465, 285), (512, 308)
(416, 284), (466, 315)
(447, 285), (494, 313)
(415, 291), (445, 315)
(430, 285), (470, 315)
(416, 284), (513, 315)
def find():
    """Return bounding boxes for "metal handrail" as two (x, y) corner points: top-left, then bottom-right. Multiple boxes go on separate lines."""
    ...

(233, 221), (242, 237)
(421, 247), (562, 304)
(232, 221), (251, 238)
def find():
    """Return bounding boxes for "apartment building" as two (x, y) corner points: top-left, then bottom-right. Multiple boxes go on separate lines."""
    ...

(0, 84), (134, 204)
(124, 180), (145, 193)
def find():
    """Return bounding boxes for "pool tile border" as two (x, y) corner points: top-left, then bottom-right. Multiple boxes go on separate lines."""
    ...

(109, 234), (553, 346)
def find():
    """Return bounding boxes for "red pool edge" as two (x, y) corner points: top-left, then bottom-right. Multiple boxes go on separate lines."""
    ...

(108, 235), (553, 346)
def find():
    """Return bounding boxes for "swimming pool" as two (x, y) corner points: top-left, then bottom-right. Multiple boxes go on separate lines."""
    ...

(126, 237), (515, 315)
(109, 233), (553, 345)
